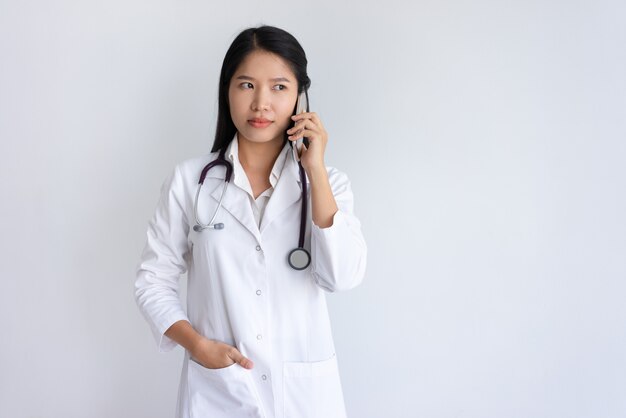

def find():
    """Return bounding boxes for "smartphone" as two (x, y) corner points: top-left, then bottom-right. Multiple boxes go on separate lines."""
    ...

(292, 90), (309, 162)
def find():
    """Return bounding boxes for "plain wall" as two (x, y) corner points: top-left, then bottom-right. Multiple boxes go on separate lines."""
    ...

(1, 0), (625, 417)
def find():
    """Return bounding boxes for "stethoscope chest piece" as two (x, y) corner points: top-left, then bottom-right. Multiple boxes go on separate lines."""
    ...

(288, 247), (311, 270)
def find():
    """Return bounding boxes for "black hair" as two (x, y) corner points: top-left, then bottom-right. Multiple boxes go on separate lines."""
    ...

(210, 25), (311, 153)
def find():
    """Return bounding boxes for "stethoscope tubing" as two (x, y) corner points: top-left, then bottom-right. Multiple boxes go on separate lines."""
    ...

(193, 143), (310, 270)
(297, 162), (307, 249)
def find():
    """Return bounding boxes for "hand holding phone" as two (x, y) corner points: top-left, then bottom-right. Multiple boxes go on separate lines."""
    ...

(293, 90), (309, 161)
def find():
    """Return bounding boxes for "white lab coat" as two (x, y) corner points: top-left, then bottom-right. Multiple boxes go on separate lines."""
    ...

(135, 142), (367, 418)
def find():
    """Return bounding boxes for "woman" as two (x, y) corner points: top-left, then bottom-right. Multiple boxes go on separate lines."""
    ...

(135, 25), (367, 418)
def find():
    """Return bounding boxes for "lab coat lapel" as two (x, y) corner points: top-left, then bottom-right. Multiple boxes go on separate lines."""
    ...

(206, 164), (261, 242)
(260, 149), (307, 234)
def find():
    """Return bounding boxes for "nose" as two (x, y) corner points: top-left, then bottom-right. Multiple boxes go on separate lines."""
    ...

(251, 88), (271, 112)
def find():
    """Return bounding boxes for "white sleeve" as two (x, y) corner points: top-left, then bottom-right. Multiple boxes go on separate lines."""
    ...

(310, 168), (367, 292)
(134, 164), (191, 352)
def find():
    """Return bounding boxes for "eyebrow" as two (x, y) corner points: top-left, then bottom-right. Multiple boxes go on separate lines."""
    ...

(235, 75), (292, 83)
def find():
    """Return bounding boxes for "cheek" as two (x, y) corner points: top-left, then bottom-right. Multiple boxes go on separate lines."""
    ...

(229, 102), (246, 124)
(275, 112), (293, 130)
(229, 102), (238, 120)
(277, 98), (297, 123)
(228, 90), (244, 119)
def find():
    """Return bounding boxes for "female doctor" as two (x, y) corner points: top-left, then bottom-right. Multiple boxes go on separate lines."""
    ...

(135, 25), (367, 418)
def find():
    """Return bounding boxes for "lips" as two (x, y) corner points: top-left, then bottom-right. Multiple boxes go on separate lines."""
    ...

(248, 118), (272, 128)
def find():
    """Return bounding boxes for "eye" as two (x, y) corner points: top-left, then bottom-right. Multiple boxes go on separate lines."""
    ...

(273, 84), (287, 91)
(240, 82), (253, 89)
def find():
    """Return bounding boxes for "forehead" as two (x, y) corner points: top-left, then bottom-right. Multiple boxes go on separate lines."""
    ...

(233, 50), (296, 80)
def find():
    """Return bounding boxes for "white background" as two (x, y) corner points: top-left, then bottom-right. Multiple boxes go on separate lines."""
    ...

(1, 1), (625, 417)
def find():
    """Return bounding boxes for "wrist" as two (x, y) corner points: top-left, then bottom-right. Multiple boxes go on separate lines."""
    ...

(306, 164), (328, 181)
(189, 334), (209, 357)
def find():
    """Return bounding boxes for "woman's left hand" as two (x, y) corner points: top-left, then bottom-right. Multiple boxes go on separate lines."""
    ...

(286, 112), (328, 173)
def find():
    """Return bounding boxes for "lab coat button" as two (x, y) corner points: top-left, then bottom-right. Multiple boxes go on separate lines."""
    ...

(256, 289), (262, 295)
(262, 374), (267, 380)
(257, 334), (262, 340)
(255, 245), (261, 251)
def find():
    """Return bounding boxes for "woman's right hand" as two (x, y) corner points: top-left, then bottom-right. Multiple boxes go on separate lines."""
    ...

(190, 337), (254, 370)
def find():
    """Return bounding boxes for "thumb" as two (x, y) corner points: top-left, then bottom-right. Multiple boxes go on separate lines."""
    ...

(230, 348), (254, 369)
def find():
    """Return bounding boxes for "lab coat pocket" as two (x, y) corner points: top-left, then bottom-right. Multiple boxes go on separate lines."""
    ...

(283, 353), (347, 418)
(187, 357), (264, 418)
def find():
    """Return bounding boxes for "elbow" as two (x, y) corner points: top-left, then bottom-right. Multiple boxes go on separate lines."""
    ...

(313, 272), (364, 293)
(134, 267), (154, 311)
(310, 210), (368, 293)
(312, 246), (367, 293)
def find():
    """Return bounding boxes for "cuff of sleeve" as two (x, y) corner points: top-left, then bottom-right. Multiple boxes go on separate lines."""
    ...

(154, 312), (190, 353)
(311, 209), (346, 234)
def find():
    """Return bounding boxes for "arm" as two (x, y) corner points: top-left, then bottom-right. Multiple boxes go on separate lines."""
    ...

(135, 165), (191, 352)
(309, 167), (368, 292)
(288, 111), (367, 292)
(164, 320), (203, 352)
(309, 165), (338, 228)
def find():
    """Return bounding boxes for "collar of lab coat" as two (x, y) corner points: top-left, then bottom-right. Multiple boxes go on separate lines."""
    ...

(226, 134), (287, 192)
(204, 133), (309, 239)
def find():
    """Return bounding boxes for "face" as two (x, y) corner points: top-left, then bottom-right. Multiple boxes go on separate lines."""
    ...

(228, 50), (299, 147)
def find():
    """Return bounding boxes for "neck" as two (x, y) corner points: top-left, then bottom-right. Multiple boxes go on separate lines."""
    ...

(237, 135), (285, 174)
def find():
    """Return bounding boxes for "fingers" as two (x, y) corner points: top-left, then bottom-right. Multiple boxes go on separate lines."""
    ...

(288, 111), (328, 170)
(290, 112), (323, 129)
(287, 119), (316, 136)
(229, 346), (254, 369)
(291, 111), (323, 128)
(190, 339), (254, 370)
(288, 127), (317, 141)
(289, 112), (326, 139)
(287, 120), (322, 142)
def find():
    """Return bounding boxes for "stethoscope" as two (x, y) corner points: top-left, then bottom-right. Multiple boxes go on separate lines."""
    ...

(192, 144), (311, 270)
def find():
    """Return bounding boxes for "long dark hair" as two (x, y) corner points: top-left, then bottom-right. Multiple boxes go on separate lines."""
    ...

(211, 25), (311, 153)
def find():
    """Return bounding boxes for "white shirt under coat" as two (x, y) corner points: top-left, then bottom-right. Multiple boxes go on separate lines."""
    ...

(226, 133), (290, 228)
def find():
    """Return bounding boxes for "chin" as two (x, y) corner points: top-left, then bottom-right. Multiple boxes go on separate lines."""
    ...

(241, 130), (283, 144)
